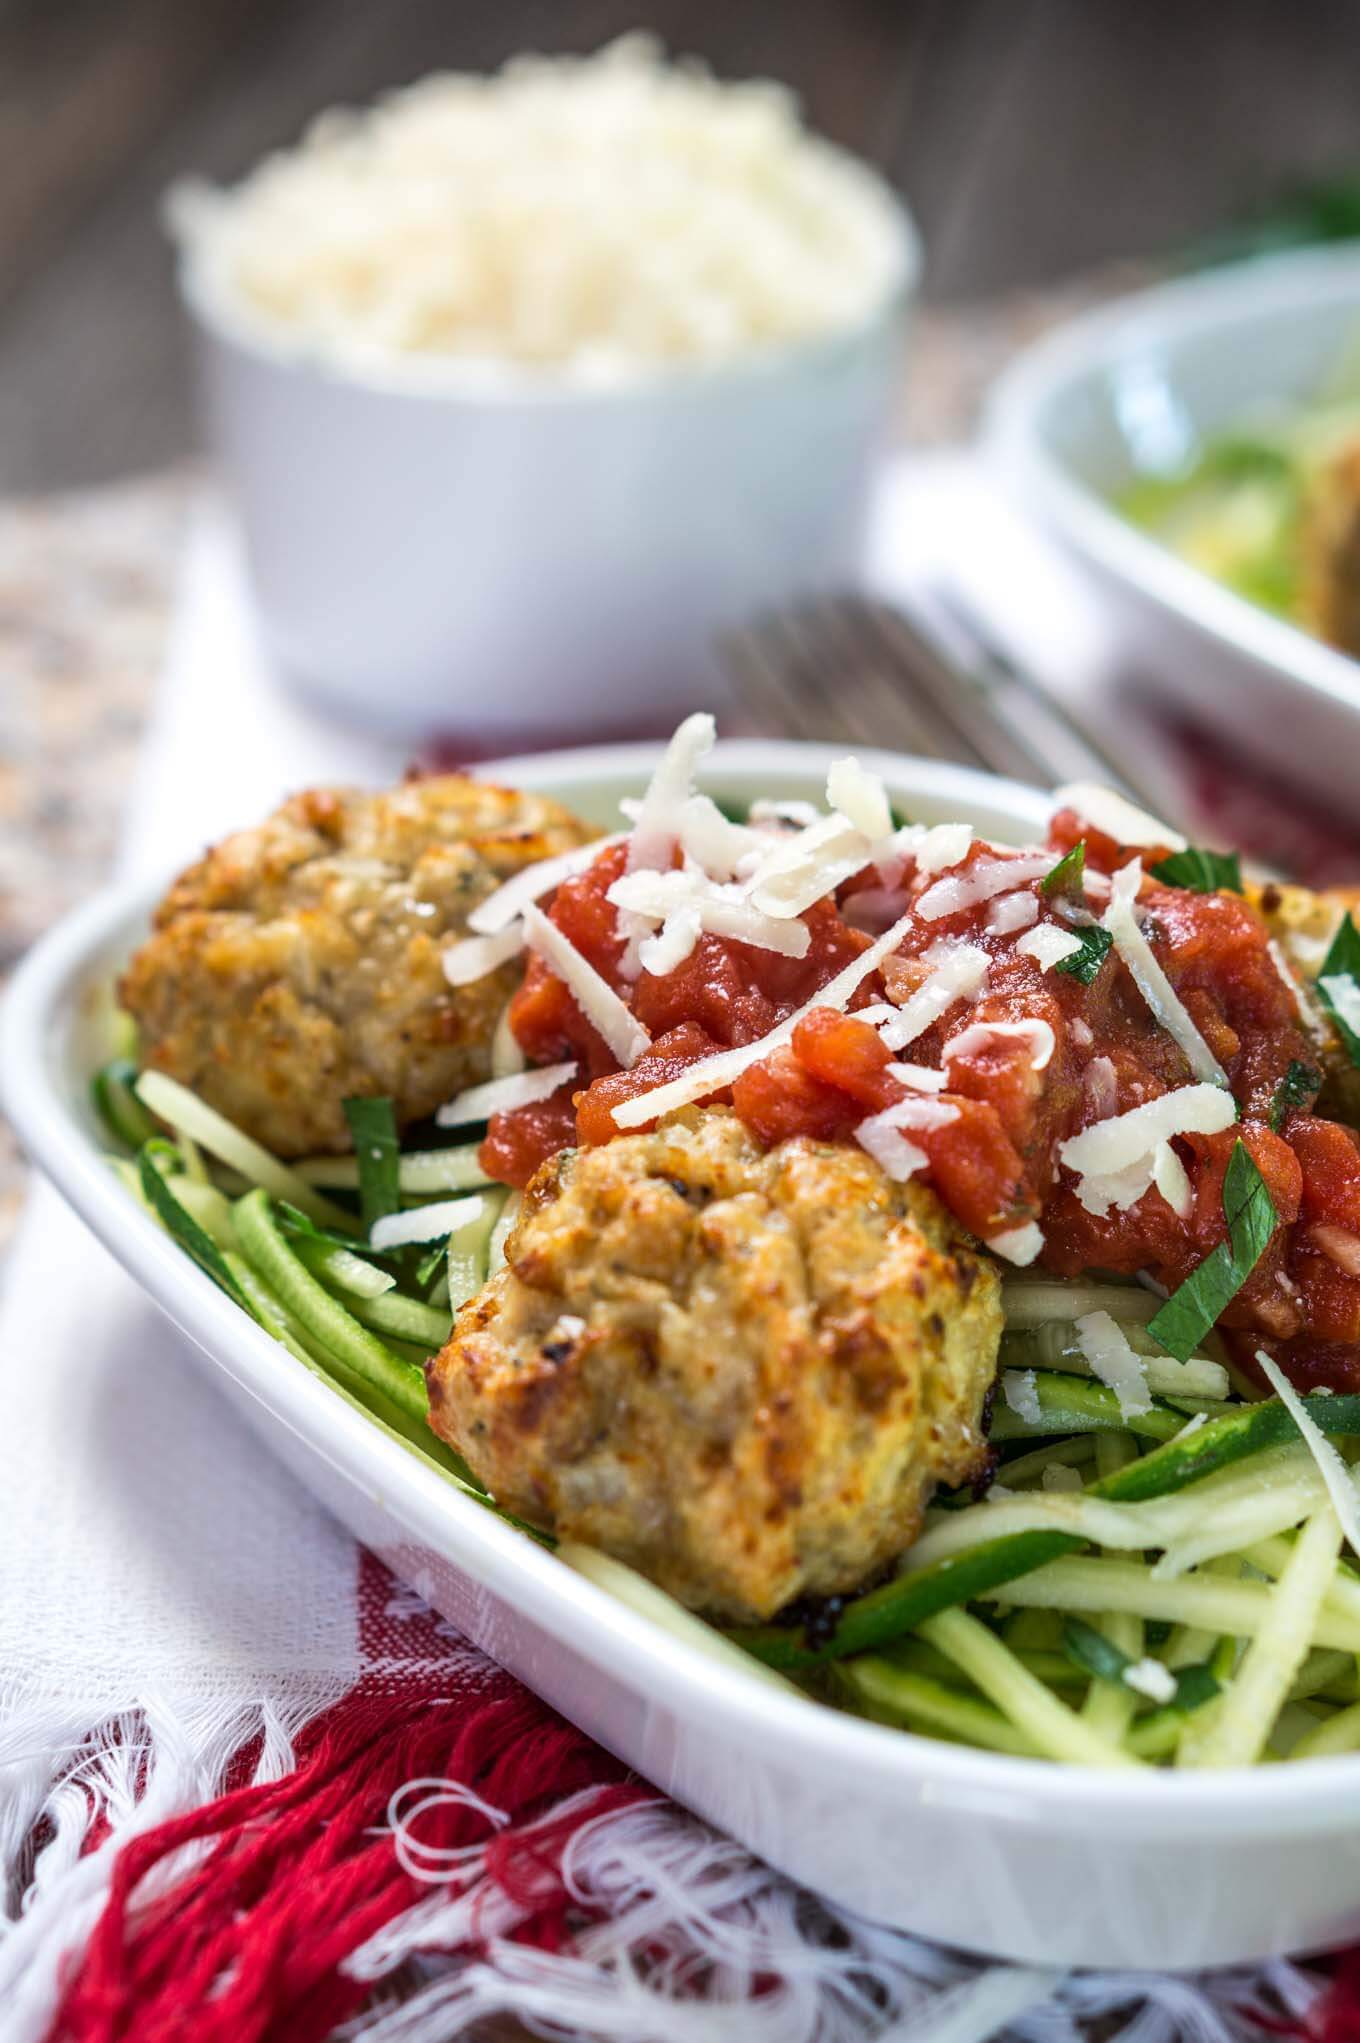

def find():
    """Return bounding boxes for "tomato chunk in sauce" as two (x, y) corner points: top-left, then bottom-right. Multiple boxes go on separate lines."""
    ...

(478, 817), (1360, 1388)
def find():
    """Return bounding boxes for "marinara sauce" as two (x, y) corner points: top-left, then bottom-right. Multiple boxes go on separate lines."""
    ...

(478, 818), (1360, 1388)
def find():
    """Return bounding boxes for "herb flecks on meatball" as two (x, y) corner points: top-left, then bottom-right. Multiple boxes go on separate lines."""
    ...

(427, 1105), (1002, 1622)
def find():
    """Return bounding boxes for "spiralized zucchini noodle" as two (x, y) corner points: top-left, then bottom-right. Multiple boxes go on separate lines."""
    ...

(94, 1035), (1360, 1772)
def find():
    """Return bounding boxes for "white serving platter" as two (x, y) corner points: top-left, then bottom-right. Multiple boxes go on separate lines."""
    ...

(6, 737), (1360, 1973)
(984, 244), (1360, 816)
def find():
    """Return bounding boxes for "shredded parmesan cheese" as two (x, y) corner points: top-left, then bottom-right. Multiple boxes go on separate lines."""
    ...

(442, 923), (525, 985)
(436, 1061), (577, 1127)
(917, 851), (1057, 922)
(913, 823), (973, 877)
(678, 794), (760, 880)
(988, 1222), (1044, 1267)
(172, 39), (909, 379)
(606, 867), (811, 959)
(1102, 861), (1228, 1086)
(943, 1018), (1055, 1073)
(370, 1194), (484, 1252)
(627, 713), (716, 872)
(885, 1061), (949, 1092)
(744, 813), (874, 920)
(1014, 924), (1083, 972)
(1074, 1310), (1152, 1418)
(854, 1118), (927, 1182)
(877, 943), (989, 1051)
(608, 909), (915, 1129)
(638, 907), (703, 977)
(1052, 783), (1187, 853)
(1058, 1084), (1235, 1218)
(987, 890), (1040, 934)
(826, 756), (894, 842)
(522, 903), (651, 1068)
(468, 835), (619, 936)
(1123, 1658), (1176, 1704)
(1002, 1369), (1043, 1425)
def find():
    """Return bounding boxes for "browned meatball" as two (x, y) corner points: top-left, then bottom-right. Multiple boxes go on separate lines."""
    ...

(120, 776), (592, 1156)
(427, 1106), (1002, 1622)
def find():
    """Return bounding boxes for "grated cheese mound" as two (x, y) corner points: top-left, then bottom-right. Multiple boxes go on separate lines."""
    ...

(171, 38), (910, 382)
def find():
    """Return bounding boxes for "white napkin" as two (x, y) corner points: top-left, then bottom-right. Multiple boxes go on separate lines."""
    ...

(0, 485), (1323, 2043)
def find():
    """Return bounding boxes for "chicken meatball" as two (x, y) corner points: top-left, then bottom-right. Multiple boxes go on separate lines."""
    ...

(427, 1106), (1002, 1622)
(120, 776), (592, 1156)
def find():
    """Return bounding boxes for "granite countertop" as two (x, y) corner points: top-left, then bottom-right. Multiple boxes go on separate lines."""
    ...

(0, 272), (1145, 1255)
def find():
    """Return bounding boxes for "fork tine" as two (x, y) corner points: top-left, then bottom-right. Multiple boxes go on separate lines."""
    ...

(722, 600), (994, 765)
(719, 615), (852, 743)
(844, 598), (1054, 789)
(801, 598), (991, 764)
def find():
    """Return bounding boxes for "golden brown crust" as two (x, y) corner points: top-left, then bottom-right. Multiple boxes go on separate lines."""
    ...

(427, 1106), (1003, 1621)
(120, 775), (592, 1155)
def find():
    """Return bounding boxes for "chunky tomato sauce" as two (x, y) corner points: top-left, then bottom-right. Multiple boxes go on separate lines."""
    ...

(478, 815), (1360, 1388)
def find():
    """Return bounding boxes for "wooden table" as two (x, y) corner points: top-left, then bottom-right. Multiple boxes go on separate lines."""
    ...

(1, 0), (1358, 492)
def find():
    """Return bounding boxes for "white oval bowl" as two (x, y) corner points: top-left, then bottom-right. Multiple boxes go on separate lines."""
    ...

(182, 222), (917, 742)
(5, 737), (1360, 1972)
(984, 245), (1360, 814)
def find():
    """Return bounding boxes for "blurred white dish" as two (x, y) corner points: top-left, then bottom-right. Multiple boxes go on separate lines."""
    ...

(8, 737), (1360, 1974)
(985, 245), (1360, 812)
(182, 234), (916, 741)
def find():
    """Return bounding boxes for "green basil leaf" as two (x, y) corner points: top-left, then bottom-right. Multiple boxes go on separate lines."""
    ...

(1317, 913), (1360, 1069)
(1151, 846), (1244, 894)
(1148, 1139), (1278, 1363)
(342, 1096), (401, 1233)
(1041, 840), (1086, 900)
(1269, 1059), (1321, 1132)
(137, 1148), (247, 1309)
(1053, 924), (1114, 986)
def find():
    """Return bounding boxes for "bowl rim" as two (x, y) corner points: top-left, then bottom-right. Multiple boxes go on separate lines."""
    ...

(177, 199), (921, 408)
(8, 732), (1360, 1832)
(982, 242), (1360, 720)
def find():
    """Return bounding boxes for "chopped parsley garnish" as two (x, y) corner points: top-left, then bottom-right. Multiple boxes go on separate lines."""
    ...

(1053, 923), (1114, 985)
(1148, 1140), (1278, 1363)
(342, 1095), (401, 1232)
(1041, 840), (1086, 900)
(1151, 845), (1243, 894)
(1269, 1060), (1321, 1131)
(1317, 913), (1360, 1068)
(137, 1146), (247, 1308)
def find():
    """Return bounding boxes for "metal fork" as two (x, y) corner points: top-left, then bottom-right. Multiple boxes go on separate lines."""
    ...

(719, 587), (1178, 822)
